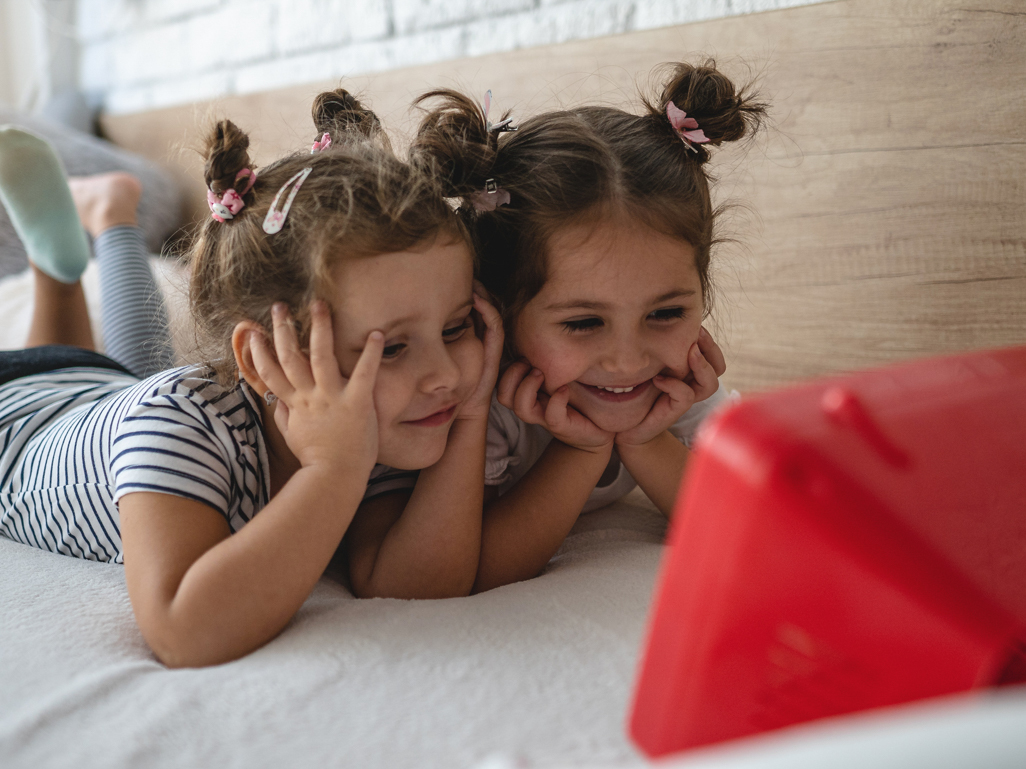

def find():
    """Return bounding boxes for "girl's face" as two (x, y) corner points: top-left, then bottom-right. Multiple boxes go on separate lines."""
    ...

(514, 216), (704, 434)
(331, 237), (483, 469)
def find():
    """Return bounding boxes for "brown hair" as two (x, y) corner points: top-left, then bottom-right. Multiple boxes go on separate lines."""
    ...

(410, 60), (765, 350)
(190, 88), (467, 385)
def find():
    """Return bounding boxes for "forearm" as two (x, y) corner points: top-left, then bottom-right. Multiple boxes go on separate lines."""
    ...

(617, 430), (689, 517)
(353, 416), (487, 599)
(154, 467), (367, 666)
(475, 440), (612, 593)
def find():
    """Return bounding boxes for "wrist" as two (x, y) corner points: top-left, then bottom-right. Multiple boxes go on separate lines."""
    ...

(616, 429), (672, 456)
(558, 437), (614, 459)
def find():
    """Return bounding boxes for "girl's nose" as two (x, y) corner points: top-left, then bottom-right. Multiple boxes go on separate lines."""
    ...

(420, 343), (462, 393)
(600, 335), (650, 377)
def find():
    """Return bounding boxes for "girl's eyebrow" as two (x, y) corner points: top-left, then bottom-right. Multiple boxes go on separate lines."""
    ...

(544, 289), (696, 312)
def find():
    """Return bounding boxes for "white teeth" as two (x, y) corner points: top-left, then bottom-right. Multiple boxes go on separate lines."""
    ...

(597, 385), (634, 393)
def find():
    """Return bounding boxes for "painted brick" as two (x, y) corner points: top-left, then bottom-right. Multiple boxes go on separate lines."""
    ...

(274, 0), (391, 55)
(111, 21), (190, 86)
(187, 1), (275, 73)
(143, 0), (222, 25)
(234, 50), (339, 95)
(391, 0), (534, 36)
(76, 0), (142, 42)
(145, 70), (233, 110)
(464, 0), (636, 57)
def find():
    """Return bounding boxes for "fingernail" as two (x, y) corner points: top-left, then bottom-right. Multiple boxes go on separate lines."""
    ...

(272, 302), (285, 319)
(531, 368), (543, 377)
(699, 327), (709, 339)
(368, 330), (384, 342)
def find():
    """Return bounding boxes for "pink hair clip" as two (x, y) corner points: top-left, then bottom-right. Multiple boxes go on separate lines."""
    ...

(207, 168), (258, 222)
(310, 132), (332, 154)
(665, 101), (709, 153)
(483, 89), (516, 133)
(262, 167), (313, 235)
(469, 177), (510, 212)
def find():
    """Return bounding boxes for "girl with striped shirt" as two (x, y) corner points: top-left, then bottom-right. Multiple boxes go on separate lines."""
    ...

(0, 89), (502, 667)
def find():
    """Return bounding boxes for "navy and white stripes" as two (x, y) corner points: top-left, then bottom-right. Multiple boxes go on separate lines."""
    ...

(0, 366), (269, 563)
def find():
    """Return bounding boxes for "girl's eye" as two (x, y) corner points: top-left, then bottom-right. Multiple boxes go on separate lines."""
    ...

(562, 317), (603, 333)
(381, 342), (406, 359)
(649, 307), (685, 322)
(442, 319), (471, 342)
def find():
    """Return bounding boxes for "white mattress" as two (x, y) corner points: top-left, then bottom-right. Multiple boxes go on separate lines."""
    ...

(3, 266), (1026, 768)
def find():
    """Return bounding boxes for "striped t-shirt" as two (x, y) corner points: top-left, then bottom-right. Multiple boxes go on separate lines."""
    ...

(0, 366), (416, 563)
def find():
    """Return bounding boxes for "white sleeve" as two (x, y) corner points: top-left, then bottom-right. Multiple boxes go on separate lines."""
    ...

(484, 393), (522, 486)
(667, 383), (740, 448)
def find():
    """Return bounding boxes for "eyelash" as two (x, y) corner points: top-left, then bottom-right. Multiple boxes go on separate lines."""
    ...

(560, 307), (685, 334)
(381, 319), (472, 359)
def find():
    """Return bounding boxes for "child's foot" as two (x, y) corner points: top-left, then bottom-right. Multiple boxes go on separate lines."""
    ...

(68, 172), (142, 238)
(0, 126), (91, 283)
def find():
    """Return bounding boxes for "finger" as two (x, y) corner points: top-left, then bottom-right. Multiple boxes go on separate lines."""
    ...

(698, 326), (726, 377)
(308, 301), (343, 389)
(346, 330), (384, 398)
(474, 293), (505, 372)
(472, 279), (495, 305)
(688, 343), (719, 402)
(250, 329), (296, 402)
(271, 303), (314, 390)
(497, 361), (531, 409)
(653, 375), (695, 413)
(512, 368), (547, 425)
(542, 385), (572, 431)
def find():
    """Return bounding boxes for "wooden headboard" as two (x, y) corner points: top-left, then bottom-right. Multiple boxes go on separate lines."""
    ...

(101, 0), (1026, 393)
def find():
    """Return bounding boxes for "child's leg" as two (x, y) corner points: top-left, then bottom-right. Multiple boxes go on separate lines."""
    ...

(70, 173), (175, 378)
(0, 126), (94, 349)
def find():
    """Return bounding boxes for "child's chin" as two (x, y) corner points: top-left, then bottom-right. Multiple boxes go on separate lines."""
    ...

(377, 439), (448, 471)
(582, 407), (651, 435)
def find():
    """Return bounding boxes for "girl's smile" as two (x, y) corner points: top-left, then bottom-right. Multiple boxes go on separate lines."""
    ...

(513, 215), (704, 434)
(331, 237), (482, 468)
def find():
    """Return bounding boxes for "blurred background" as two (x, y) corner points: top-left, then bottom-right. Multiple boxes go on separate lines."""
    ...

(0, 0), (814, 122)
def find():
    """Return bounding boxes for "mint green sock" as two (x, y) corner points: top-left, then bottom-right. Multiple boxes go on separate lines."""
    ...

(0, 126), (90, 283)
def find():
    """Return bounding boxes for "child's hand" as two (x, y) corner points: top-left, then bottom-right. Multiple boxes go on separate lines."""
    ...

(615, 326), (723, 448)
(498, 362), (614, 452)
(455, 286), (505, 421)
(251, 301), (383, 476)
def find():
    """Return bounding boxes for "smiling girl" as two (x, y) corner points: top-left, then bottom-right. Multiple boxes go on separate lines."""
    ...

(0, 89), (501, 666)
(413, 61), (764, 590)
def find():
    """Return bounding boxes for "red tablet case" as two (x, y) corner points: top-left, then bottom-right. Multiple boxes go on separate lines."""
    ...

(629, 345), (1026, 757)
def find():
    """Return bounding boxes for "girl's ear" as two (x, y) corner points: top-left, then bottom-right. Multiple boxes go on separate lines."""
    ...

(232, 320), (272, 398)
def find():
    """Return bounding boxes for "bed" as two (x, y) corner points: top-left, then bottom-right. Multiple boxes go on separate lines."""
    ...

(1, 0), (1024, 767)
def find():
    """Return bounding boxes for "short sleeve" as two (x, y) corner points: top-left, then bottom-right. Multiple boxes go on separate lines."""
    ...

(111, 388), (235, 518)
(485, 393), (522, 486)
(668, 383), (740, 448)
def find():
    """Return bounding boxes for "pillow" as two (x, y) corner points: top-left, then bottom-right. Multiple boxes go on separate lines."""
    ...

(0, 107), (184, 279)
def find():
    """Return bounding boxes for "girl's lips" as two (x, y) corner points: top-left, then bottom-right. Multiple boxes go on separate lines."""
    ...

(578, 379), (653, 403)
(404, 404), (457, 427)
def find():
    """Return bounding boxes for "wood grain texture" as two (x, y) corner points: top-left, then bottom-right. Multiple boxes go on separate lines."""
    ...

(101, 0), (1026, 392)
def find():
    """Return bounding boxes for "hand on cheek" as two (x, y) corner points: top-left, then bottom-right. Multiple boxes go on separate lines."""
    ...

(615, 339), (720, 448)
(251, 301), (383, 476)
(498, 362), (613, 452)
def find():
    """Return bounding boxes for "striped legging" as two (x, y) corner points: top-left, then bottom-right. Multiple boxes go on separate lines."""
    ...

(94, 226), (175, 379)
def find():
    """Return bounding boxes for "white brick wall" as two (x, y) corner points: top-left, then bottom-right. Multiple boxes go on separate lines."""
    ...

(76, 0), (823, 115)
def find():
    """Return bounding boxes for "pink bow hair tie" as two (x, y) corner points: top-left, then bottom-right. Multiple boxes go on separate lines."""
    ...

(207, 168), (257, 223)
(310, 133), (332, 153)
(666, 101), (709, 152)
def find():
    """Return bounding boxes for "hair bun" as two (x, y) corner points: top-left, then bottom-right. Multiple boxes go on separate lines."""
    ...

(203, 119), (253, 194)
(311, 88), (382, 145)
(650, 60), (765, 155)
(410, 89), (500, 199)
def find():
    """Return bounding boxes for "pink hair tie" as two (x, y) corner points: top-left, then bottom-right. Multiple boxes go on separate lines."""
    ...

(470, 178), (510, 212)
(207, 168), (258, 222)
(665, 101), (709, 153)
(310, 132), (332, 154)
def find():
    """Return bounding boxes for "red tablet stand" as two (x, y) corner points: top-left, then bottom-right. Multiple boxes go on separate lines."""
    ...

(629, 345), (1026, 757)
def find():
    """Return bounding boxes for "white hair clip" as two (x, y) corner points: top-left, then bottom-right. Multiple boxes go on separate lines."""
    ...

(483, 90), (517, 133)
(262, 167), (313, 235)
